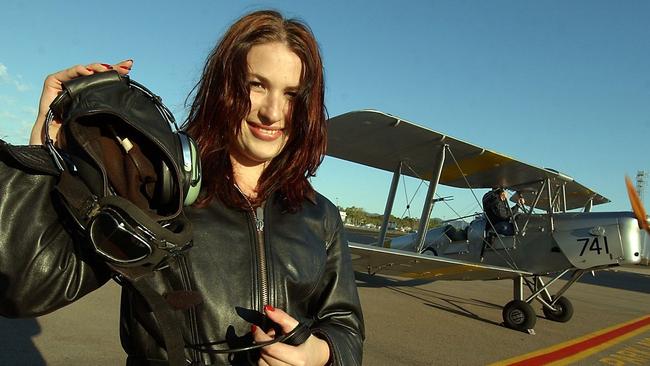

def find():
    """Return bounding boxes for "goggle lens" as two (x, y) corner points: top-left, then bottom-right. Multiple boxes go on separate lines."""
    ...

(90, 210), (152, 263)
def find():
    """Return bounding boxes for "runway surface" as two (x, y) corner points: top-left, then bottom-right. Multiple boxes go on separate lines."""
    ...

(1, 264), (649, 365)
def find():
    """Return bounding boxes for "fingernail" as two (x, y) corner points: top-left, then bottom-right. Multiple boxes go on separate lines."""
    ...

(251, 324), (257, 333)
(119, 66), (131, 71)
(126, 59), (133, 63)
(100, 63), (113, 69)
(264, 304), (275, 312)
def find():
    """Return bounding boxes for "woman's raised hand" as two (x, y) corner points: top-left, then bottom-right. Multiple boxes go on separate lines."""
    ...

(29, 60), (133, 145)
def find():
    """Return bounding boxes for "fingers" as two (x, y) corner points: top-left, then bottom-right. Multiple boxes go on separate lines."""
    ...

(252, 324), (273, 343)
(84, 59), (133, 76)
(259, 354), (291, 366)
(46, 64), (92, 86)
(252, 326), (289, 366)
(84, 63), (113, 73)
(59, 59), (133, 80)
(254, 332), (328, 366)
(114, 59), (134, 74)
(263, 305), (299, 334)
(252, 322), (317, 366)
(42, 60), (134, 98)
(43, 60), (128, 88)
(252, 309), (330, 365)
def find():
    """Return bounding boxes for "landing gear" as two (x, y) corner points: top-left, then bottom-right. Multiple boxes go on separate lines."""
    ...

(422, 247), (438, 256)
(542, 296), (573, 323)
(502, 300), (536, 332)
(502, 270), (584, 333)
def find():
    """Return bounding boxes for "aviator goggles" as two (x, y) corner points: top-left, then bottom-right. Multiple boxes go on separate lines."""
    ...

(87, 198), (192, 269)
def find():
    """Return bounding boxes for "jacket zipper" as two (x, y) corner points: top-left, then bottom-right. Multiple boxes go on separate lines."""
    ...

(233, 185), (270, 311)
(252, 205), (269, 309)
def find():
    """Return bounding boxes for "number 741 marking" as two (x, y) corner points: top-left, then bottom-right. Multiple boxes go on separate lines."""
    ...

(577, 236), (609, 256)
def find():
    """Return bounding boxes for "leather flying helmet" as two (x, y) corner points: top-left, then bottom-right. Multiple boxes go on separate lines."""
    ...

(45, 71), (201, 269)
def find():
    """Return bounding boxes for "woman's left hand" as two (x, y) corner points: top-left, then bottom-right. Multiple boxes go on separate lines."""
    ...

(252, 305), (330, 366)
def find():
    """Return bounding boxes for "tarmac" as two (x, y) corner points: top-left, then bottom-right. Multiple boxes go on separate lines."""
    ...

(1, 265), (649, 365)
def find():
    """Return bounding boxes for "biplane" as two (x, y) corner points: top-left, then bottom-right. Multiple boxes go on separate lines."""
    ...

(327, 110), (648, 333)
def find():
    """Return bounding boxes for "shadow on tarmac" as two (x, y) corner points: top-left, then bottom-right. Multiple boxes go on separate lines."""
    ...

(355, 264), (650, 328)
(357, 267), (650, 294)
(356, 272), (503, 327)
(0, 317), (45, 365)
(391, 286), (503, 327)
(0, 272), (46, 365)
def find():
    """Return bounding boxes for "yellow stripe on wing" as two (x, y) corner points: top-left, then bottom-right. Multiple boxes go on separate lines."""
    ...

(401, 264), (490, 279)
(440, 151), (513, 184)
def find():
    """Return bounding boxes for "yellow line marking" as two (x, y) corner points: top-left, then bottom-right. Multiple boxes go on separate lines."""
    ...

(489, 314), (650, 366)
(547, 325), (650, 366)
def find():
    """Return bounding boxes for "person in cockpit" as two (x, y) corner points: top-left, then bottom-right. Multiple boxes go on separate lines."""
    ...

(482, 188), (525, 236)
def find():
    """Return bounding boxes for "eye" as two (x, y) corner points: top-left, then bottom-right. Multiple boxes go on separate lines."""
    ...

(249, 80), (264, 90)
(285, 90), (298, 99)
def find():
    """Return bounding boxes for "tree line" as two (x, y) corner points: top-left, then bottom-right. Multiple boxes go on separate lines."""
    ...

(341, 206), (442, 232)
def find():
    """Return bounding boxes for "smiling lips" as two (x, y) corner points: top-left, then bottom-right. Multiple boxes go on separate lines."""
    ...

(247, 122), (284, 142)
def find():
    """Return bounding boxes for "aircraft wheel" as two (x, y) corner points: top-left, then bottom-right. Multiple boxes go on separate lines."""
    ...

(423, 247), (438, 256)
(542, 296), (573, 323)
(503, 300), (536, 332)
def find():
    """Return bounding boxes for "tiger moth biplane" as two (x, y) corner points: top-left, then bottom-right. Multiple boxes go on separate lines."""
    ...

(326, 110), (648, 333)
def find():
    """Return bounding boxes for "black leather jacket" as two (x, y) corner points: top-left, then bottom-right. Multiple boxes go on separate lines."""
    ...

(0, 155), (364, 366)
(126, 193), (365, 365)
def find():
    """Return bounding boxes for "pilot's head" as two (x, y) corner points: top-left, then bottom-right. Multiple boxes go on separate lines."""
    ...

(494, 188), (507, 201)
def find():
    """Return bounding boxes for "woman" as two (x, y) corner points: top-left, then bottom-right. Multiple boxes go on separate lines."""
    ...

(22, 10), (364, 366)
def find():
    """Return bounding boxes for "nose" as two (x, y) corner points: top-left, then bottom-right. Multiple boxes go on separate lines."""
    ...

(258, 92), (284, 125)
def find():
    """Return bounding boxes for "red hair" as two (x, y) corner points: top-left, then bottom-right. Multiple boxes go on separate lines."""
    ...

(185, 10), (327, 212)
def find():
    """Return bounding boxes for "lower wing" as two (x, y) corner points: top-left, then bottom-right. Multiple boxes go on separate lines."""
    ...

(350, 242), (532, 281)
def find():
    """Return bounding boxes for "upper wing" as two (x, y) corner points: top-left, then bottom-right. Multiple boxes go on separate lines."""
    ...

(327, 110), (609, 210)
(350, 242), (532, 281)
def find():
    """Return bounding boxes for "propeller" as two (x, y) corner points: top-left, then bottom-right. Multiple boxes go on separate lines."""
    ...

(625, 176), (650, 233)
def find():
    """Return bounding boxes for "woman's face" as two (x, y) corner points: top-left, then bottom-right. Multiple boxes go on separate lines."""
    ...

(231, 42), (302, 167)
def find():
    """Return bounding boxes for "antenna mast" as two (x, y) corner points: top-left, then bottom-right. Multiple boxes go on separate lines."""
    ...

(636, 171), (646, 209)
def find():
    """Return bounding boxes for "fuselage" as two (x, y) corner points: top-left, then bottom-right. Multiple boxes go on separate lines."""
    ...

(387, 211), (645, 275)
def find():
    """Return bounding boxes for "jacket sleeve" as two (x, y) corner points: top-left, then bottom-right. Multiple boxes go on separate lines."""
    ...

(0, 147), (110, 318)
(310, 212), (365, 366)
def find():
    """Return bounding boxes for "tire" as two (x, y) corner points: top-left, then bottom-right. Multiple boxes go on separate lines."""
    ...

(422, 247), (438, 256)
(503, 300), (537, 332)
(542, 296), (574, 323)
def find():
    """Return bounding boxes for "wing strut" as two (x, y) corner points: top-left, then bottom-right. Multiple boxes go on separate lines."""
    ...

(415, 144), (446, 253)
(378, 161), (402, 247)
(546, 178), (555, 231)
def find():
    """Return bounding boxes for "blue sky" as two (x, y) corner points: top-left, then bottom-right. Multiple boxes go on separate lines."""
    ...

(1, 0), (649, 220)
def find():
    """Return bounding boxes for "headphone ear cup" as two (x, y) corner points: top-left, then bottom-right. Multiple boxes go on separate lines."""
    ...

(178, 132), (202, 206)
(157, 160), (174, 208)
